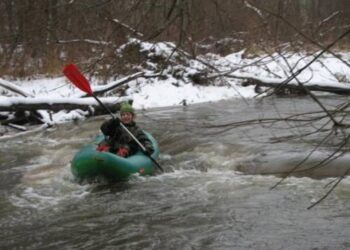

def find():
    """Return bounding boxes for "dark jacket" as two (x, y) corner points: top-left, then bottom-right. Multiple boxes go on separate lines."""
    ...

(100, 118), (154, 155)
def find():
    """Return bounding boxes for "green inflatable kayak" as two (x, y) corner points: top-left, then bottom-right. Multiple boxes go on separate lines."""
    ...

(71, 131), (160, 182)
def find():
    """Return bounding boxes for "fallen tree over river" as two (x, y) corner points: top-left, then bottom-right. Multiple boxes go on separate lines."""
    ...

(2, 70), (350, 127)
(0, 73), (137, 135)
(198, 72), (350, 96)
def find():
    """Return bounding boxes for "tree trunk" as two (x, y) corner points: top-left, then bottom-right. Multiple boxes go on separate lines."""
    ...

(0, 97), (123, 113)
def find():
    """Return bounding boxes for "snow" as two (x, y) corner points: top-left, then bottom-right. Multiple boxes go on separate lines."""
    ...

(1, 40), (350, 124)
(128, 79), (255, 109)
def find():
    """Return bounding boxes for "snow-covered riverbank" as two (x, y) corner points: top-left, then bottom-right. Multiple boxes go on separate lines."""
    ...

(1, 39), (350, 124)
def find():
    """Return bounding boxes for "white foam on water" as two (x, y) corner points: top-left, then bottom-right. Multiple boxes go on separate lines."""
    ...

(10, 164), (91, 210)
(10, 171), (91, 210)
(9, 144), (94, 210)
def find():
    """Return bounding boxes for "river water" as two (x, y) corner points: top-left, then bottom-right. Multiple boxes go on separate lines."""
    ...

(1, 97), (350, 249)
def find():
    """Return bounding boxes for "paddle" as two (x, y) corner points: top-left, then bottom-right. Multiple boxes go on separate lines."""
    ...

(63, 64), (164, 172)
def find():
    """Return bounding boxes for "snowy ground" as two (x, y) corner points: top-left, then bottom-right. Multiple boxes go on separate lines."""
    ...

(1, 40), (350, 124)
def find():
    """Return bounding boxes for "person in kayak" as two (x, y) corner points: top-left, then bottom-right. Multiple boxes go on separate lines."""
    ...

(98, 102), (154, 157)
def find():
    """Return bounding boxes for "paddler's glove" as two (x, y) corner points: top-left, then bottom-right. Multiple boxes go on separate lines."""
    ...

(101, 118), (120, 136)
(144, 145), (154, 156)
(143, 148), (151, 156)
(111, 117), (120, 127)
(117, 146), (130, 157)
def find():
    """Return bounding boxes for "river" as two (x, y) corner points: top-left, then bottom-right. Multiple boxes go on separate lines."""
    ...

(1, 97), (350, 249)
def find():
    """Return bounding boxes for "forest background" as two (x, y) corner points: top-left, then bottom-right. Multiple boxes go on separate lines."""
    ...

(1, 0), (349, 79)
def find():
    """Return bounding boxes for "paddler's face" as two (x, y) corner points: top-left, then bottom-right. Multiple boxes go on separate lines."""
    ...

(120, 112), (134, 124)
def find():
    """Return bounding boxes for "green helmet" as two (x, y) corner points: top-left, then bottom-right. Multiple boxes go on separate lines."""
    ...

(120, 102), (134, 113)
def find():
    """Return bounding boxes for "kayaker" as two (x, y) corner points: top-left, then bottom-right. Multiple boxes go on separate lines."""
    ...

(98, 102), (154, 157)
